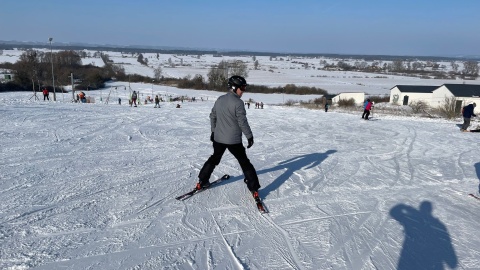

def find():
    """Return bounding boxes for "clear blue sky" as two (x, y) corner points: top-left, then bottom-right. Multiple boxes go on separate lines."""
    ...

(1, 0), (479, 56)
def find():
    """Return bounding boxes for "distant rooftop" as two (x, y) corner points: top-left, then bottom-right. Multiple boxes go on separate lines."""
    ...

(393, 85), (439, 93)
(443, 84), (480, 97)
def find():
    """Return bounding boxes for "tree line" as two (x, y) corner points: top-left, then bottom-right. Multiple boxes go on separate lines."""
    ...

(328, 60), (479, 80)
(0, 49), (127, 92)
(0, 50), (329, 96)
(171, 59), (328, 95)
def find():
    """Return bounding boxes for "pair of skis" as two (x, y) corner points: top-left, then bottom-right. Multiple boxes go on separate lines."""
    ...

(175, 174), (267, 213)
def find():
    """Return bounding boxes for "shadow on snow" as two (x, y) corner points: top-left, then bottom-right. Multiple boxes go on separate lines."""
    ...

(256, 150), (337, 198)
(213, 150), (337, 198)
(389, 201), (458, 270)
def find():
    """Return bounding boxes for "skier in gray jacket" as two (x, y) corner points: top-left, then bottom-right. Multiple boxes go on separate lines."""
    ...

(197, 75), (261, 198)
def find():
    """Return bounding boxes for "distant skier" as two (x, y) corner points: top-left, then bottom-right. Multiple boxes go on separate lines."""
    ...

(460, 103), (476, 131)
(79, 92), (86, 103)
(42, 88), (49, 101)
(362, 99), (372, 120)
(131, 91), (138, 107)
(154, 95), (160, 108)
(325, 103), (329, 112)
(196, 75), (261, 200)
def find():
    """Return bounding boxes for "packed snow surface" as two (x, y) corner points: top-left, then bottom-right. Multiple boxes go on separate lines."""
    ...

(1, 86), (480, 269)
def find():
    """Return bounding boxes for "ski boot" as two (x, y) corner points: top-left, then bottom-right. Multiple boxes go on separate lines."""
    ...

(251, 190), (266, 213)
(196, 180), (210, 190)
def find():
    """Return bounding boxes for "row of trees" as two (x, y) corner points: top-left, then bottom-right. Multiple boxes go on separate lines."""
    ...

(1, 50), (334, 96)
(328, 60), (479, 79)
(154, 59), (328, 95)
(0, 50), (128, 93)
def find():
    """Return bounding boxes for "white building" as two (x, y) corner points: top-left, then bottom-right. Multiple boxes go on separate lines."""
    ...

(389, 85), (437, 105)
(431, 84), (480, 113)
(389, 84), (480, 113)
(332, 92), (365, 106)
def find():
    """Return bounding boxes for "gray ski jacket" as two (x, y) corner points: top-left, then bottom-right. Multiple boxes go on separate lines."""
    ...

(210, 91), (253, 145)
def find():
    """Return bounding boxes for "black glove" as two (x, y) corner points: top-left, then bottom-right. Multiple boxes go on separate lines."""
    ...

(247, 137), (254, 148)
(210, 132), (214, 142)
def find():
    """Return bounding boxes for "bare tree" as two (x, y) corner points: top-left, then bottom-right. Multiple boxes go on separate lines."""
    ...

(412, 61), (422, 71)
(207, 66), (226, 91)
(462, 61), (479, 78)
(392, 60), (404, 72)
(153, 65), (162, 80)
(254, 60), (259, 70)
(450, 61), (459, 73)
(137, 54), (147, 65)
(228, 60), (248, 78)
(438, 96), (458, 119)
(409, 100), (429, 114)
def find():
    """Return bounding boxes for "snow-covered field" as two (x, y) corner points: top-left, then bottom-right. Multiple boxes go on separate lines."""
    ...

(2, 48), (479, 96)
(1, 86), (480, 269)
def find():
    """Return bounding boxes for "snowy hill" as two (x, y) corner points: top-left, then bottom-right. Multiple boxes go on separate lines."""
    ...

(1, 88), (479, 269)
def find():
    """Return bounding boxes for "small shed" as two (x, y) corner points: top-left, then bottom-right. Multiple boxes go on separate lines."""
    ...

(0, 70), (14, 83)
(389, 85), (437, 105)
(332, 92), (365, 106)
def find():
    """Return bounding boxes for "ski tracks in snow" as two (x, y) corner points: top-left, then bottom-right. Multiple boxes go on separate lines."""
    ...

(240, 188), (306, 270)
(258, 213), (306, 270)
(209, 210), (246, 270)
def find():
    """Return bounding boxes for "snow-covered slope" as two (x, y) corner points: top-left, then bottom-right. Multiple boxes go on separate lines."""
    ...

(1, 88), (479, 269)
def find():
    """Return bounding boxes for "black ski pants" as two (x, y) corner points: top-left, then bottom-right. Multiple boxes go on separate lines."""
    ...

(198, 141), (260, 191)
(362, 109), (370, 119)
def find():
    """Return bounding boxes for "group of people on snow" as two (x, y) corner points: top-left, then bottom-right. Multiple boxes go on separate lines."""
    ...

(244, 101), (264, 109)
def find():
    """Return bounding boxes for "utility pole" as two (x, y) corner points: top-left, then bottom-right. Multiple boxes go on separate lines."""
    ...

(70, 72), (75, 101)
(152, 79), (154, 100)
(49, 37), (56, 101)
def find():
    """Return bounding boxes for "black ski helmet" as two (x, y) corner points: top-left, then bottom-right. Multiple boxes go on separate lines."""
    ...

(228, 75), (248, 90)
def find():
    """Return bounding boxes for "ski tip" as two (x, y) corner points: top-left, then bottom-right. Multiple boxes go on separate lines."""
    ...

(468, 193), (480, 200)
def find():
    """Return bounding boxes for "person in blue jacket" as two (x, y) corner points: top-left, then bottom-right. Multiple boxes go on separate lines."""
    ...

(461, 103), (476, 131)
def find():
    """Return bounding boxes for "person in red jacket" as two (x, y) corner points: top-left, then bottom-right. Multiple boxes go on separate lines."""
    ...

(42, 88), (49, 101)
(362, 99), (372, 120)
